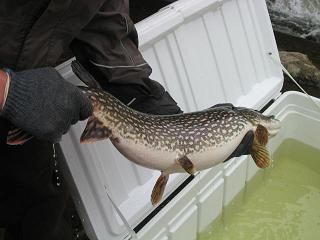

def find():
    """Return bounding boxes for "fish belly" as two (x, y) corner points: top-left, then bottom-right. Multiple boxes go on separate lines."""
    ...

(111, 126), (251, 173)
(190, 130), (249, 171)
(111, 137), (178, 171)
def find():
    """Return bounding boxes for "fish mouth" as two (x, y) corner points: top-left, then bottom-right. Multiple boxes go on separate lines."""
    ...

(268, 127), (280, 137)
(256, 114), (281, 137)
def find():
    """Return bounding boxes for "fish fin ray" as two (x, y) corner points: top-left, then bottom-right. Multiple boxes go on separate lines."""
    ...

(151, 173), (169, 206)
(7, 128), (33, 145)
(250, 139), (270, 168)
(80, 116), (111, 143)
(255, 124), (269, 146)
(177, 156), (196, 175)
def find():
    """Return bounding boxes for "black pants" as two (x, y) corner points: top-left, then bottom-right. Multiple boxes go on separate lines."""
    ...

(0, 118), (72, 240)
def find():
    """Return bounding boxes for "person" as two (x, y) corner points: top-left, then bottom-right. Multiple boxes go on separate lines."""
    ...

(0, 1), (253, 239)
(0, 1), (182, 240)
(130, 0), (178, 23)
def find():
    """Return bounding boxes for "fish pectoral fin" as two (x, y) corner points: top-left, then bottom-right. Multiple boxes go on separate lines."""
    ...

(250, 139), (271, 168)
(255, 124), (269, 146)
(80, 116), (112, 143)
(151, 173), (169, 206)
(177, 156), (196, 175)
(250, 124), (270, 167)
(7, 127), (33, 145)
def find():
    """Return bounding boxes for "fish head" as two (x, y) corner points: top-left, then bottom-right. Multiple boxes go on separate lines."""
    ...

(257, 114), (281, 137)
(237, 107), (281, 137)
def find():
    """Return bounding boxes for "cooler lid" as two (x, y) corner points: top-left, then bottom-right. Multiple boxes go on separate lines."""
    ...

(137, 0), (283, 111)
(59, 0), (283, 239)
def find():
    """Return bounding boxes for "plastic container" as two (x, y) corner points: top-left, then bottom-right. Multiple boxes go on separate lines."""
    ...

(136, 92), (320, 240)
(56, 0), (319, 239)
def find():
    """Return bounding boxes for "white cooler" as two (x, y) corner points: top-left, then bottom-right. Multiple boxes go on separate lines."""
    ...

(56, 0), (320, 239)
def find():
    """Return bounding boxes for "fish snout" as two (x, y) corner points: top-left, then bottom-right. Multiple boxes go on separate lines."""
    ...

(265, 118), (281, 137)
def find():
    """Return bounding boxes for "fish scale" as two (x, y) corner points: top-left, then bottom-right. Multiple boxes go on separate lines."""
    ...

(86, 89), (248, 152)
(4, 84), (280, 205)
(80, 87), (281, 205)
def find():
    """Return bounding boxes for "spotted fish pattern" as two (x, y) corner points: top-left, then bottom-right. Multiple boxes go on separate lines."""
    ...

(80, 87), (281, 205)
(82, 88), (250, 154)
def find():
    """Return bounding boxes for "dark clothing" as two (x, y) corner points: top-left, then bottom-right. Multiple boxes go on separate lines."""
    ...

(0, 119), (72, 240)
(0, 0), (151, 85)
(130, 0), (177, 23)
(0, 0), (162, 239)
(0, 1), (254, 239)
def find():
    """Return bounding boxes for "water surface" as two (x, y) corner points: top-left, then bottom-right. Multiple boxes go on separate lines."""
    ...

(198, 138), (320, 240)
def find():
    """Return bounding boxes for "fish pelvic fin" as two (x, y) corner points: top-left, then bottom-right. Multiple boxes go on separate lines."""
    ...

(151, 173), (169, 206)
(80, 116), (112, 143)
(255, 124), (269, 146)
(7, 127), (33, 145)
(250, 138), (270, 168)
(177, 156), (196, 175)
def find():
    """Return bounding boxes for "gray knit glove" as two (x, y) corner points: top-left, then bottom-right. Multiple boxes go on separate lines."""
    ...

(0, 67), (93, 142)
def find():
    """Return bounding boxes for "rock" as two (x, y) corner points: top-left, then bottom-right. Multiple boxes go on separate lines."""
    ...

(279, 51), (320, 88)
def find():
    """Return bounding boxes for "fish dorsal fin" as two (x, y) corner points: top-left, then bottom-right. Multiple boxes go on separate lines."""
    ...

(7, 127), (33, 145)
(80, 116), (112, 143)
(209, 103), (234, 109)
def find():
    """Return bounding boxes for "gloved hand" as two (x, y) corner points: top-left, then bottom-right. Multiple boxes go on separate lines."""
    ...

(0, 67), (93, 143)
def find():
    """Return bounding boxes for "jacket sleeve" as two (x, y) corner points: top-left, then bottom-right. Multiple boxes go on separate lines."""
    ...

(70, 0), (182, 115)
(0, 70), (8, 109)
(70, 0), (152, 89)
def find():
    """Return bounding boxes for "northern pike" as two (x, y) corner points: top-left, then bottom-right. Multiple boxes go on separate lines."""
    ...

(5, 60), (280, 205)
(79, 87), (281, 205)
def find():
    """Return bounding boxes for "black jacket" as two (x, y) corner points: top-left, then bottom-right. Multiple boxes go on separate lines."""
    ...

(0, 2), (180, 238)
(0, 0), (182, 139)
(0, 0), (163, 142)
(0, 0), (151, 82)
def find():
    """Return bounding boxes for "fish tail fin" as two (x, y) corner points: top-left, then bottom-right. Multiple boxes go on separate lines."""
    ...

(80, 116), (111, 143)
(71, 60), (102, 89)
(250, 138), (271, 168)
(7, 128), (33, 145)
(151, 173), (169, 206)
